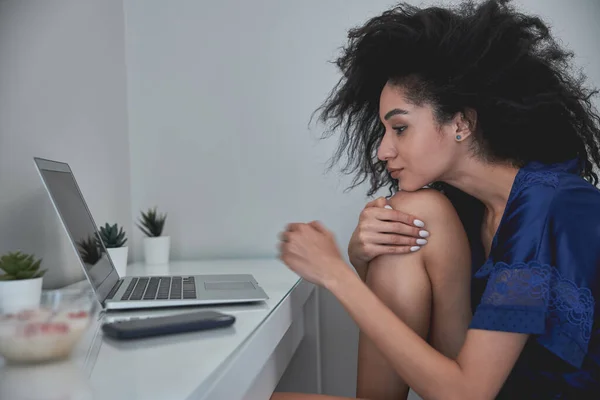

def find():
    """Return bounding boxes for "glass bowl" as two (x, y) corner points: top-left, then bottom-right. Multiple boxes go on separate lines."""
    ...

(0, 288), (98, 364)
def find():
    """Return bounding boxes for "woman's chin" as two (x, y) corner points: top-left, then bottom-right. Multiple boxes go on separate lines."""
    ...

(397, 179), (428, 192)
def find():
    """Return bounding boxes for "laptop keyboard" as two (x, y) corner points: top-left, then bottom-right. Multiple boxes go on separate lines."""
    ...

(116, 277), (197, 301)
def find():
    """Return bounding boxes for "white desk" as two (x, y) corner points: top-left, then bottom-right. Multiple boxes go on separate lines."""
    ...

(0, 259), (320, 400)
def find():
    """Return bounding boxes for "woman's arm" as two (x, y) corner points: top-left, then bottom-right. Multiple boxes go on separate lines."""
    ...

(327, 266), (528, 400)
(279, 189), (528, 400)
(350, 259), (369, 282)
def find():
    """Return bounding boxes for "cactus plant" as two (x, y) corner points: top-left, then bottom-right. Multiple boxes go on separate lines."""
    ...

(99, 223), (127, 248)
(137, 207), (167, 237)
(76, 235), (103, 265)
(0, 251), (46, 281)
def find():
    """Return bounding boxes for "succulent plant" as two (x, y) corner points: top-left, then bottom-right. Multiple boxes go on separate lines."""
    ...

(0, 251), (46, 281)
(99, 223), (127, 248)
(76, 235), (103, 265)
(137, 207), (167, 237)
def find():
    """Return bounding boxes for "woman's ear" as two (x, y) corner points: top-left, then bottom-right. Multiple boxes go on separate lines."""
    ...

(454, 108), (477, 141)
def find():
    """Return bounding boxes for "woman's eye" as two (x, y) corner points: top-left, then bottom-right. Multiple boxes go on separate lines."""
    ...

(393, 126), (407, 135)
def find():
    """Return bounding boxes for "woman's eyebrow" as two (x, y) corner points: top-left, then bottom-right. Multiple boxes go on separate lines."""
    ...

(384, 108), (409, 120)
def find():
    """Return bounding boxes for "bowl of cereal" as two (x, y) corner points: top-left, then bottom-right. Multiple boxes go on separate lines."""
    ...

(0, 288), (98, 364)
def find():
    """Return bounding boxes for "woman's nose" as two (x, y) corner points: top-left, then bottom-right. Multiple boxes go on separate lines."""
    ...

(377, 132), (397, 161)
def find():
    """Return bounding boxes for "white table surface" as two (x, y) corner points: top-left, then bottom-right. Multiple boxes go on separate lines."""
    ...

(0, 258), (314, 400)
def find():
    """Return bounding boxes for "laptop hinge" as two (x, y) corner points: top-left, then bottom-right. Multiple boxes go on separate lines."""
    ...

(104, 278), (125, 301)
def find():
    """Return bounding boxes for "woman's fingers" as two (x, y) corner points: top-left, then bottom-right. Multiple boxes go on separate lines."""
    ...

(368, 243), (422, 256)
(370, 232), (427, 246)
(349, 197), (430, 265)
(379, 207), (425, 228)
(362, 220), (428, 239)
(355, 231), (426, 259)
(365, 196), (388, 209)
(361, 205), (426, 232)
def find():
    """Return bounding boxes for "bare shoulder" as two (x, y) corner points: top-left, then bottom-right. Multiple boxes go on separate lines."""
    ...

(388, 188), (457, 219)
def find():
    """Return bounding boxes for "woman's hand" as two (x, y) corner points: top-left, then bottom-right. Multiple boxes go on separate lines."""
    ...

(348, 197), (429, 267)
(278, 221), (348, 287)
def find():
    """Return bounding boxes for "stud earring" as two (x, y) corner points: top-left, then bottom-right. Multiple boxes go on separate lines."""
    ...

(455, 135), (462, 141)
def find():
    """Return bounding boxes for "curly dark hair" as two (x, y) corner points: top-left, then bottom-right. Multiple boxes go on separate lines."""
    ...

(314, 0), (600, 198)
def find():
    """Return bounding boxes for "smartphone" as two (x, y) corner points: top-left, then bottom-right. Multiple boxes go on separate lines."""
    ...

(101, 310), (236, 340)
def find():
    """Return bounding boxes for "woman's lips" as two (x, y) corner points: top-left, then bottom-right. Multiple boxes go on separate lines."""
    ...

(389, 169), (403, 179)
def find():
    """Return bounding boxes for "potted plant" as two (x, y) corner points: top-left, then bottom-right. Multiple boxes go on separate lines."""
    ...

(137, 207), (169, 265)
(99, 223), (128, 276)
(0, 251), (46, 314)
(76, 235), (103, 266)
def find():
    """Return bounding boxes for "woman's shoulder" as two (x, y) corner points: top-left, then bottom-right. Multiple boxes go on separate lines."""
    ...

(473, 160), (600, 370)
(510, 158), (600, 220)
(493, 159), (600, 263)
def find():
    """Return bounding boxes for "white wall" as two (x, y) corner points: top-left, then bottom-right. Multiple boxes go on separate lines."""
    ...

(123, 0), (396, 261)
(123, 0), (392, 396)
(123, 0), (600, 397)
(0, 0), (131, 289)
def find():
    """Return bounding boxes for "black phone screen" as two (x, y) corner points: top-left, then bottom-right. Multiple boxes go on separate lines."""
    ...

(117, 311), (231, 330)
(102, 310), (235, 339)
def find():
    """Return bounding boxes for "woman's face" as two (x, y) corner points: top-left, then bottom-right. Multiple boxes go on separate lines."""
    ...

(377, 82), (465, 191)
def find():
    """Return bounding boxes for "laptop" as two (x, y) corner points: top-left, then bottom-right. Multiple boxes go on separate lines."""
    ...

(33, 157), (269, 310)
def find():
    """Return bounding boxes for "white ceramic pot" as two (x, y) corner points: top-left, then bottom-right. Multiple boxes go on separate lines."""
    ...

(107, 246), (128, 276)
(0, 277), (43, 314)
(143, 236), (170, 265)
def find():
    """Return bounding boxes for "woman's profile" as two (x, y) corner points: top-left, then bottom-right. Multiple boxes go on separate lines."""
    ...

(274, 0), (600, 399)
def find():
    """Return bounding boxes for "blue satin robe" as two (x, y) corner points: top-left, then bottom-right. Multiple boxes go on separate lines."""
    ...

(464, 158), (600, 399)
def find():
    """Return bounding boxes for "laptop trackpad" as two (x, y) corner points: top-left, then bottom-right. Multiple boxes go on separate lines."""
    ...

(204, 281), (255, 291)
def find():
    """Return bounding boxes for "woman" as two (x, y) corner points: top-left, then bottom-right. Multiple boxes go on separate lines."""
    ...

(274, 1), (600, 399)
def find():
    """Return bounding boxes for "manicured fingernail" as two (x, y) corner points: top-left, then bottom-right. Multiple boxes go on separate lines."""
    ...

(416, 239), (428, 245)
(419, 230), (430, 238)
(414, 219), (425, 227)
(410, 246), (421, 252)
(384, 205), (393, 209)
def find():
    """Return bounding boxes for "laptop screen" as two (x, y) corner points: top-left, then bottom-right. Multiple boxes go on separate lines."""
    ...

(34, 158), (119, 301)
